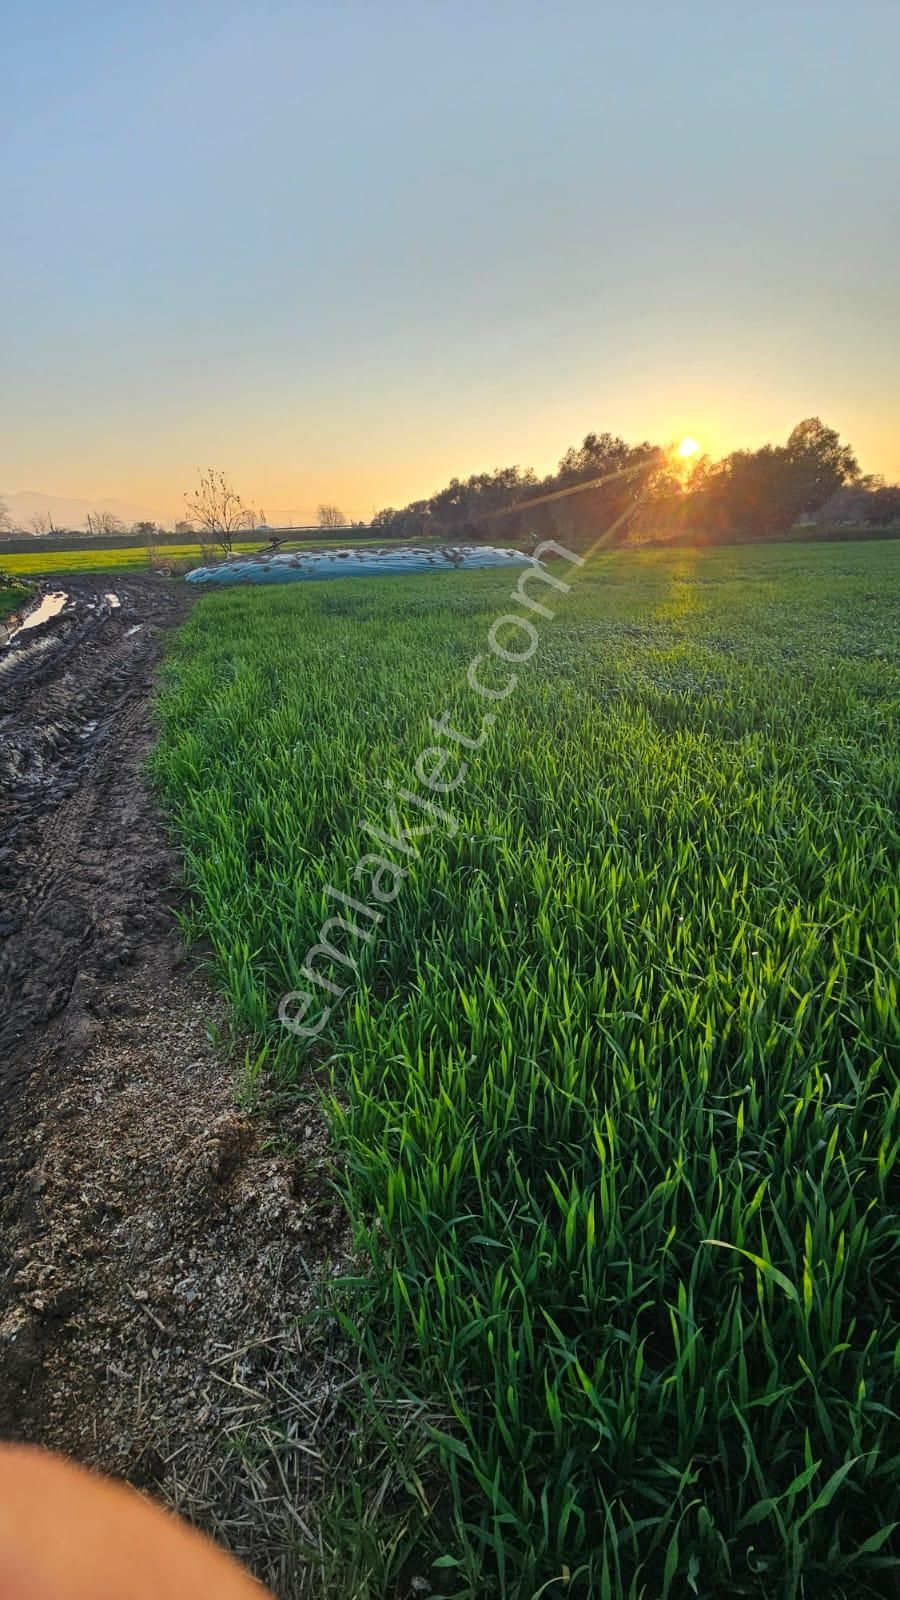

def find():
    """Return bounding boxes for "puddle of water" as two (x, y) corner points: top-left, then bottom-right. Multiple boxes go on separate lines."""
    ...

(185, 545), (528, 587)
(105, 592), (121, 608)
(8, 591), (69, 640)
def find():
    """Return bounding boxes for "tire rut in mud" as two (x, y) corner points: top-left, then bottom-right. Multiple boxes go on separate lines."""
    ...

(0, 575), (190, 1098)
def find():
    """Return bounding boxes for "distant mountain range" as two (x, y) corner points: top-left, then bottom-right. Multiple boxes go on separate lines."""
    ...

(0, 488), (178, 531)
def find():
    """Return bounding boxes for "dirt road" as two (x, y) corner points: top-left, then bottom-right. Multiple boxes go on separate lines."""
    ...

(0, 576), (189, 1088)
(0, 577), (341, 1596)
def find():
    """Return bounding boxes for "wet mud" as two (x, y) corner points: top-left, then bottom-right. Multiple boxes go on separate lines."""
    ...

(0, 576), (190, 1093)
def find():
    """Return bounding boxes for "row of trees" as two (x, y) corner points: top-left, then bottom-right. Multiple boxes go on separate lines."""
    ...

(647, 419), (863, 542)
(371, 419), (897, 547)
(0, 506), (200, 538)
(811, 480), (900, 528)
(0, 471), (352, 551)
(0, 506), (65, 536)
(4, 428), (895, 551)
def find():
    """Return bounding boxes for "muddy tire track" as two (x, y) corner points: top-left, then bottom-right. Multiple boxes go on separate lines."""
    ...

(0, 574), (195, 1424)
(0, 576), (189, 1091)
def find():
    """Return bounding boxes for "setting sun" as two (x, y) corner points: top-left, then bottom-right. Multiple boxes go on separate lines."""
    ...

(677, 436), (701, 459)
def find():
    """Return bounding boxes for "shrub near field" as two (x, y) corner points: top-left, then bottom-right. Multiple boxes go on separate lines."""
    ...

(152, 542), (900, 1599)
(0, 582), (31, 621)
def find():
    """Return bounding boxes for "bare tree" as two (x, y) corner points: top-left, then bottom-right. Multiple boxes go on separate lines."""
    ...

(316, 503), (348, 529)
(85, 510), (125, 535)
(27, 511), (56, 535)
(0, 500), (13, 534)
(184, 468), (254, 554)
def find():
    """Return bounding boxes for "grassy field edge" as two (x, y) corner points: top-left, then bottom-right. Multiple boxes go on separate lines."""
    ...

(150, 542), (900, 1598)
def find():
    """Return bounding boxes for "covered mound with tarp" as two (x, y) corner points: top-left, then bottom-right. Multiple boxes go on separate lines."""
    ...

(185, 544), (528, 585)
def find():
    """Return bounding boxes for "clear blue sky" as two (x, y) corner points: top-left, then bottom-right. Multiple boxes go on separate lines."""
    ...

(2, 0), (898, 521)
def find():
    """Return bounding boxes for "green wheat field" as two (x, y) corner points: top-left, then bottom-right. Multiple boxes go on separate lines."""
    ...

(152, 540), (900, 1598)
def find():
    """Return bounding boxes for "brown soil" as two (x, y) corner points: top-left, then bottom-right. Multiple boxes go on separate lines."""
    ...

(0, 577), (347, 1595)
